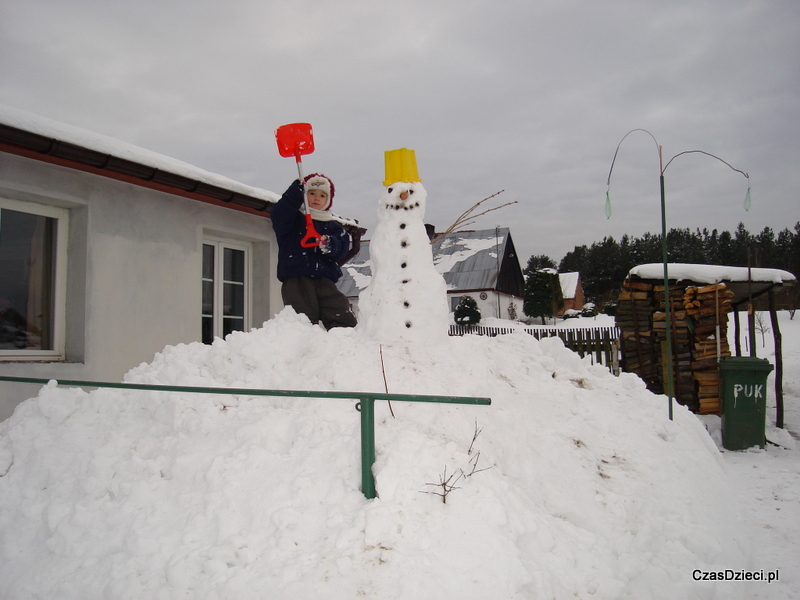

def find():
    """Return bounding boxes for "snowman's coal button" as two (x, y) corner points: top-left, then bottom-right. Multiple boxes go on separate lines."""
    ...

(405, 321), (412, 328)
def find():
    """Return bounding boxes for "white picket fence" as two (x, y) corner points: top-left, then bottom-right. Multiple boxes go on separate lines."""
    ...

(448, 325), (621, 374)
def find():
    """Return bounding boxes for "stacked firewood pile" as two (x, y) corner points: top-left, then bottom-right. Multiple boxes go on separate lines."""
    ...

(683, 283), (733, 414)
(616, 279), (659, 393)
(616, 278), (733, 414)
(653, 283), (694, 408)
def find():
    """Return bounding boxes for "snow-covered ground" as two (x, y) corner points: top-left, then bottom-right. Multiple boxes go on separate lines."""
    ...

(713, 310), (800, 600)
(0, 309), (797, 599)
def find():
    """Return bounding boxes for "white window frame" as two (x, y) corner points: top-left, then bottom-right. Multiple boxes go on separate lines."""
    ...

(202, 236), (252, 343)
(0, 197), (69, 361)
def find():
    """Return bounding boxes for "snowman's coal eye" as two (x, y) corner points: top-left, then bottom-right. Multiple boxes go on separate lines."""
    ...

(409, 189), (414, 195)
(388, 187), (393, 193)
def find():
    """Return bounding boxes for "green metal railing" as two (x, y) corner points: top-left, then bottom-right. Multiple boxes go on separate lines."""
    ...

(0, 375), (491, 499)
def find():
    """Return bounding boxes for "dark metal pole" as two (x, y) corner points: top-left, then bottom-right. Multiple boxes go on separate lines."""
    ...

(659, 151), (674, 421)
(747, 249), (757, 357)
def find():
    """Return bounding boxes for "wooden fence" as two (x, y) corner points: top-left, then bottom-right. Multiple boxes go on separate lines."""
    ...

(449, 325), (621, 374)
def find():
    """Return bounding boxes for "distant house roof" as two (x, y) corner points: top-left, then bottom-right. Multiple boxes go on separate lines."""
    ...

(559, 272), (580, 300)
(339, 227), (524, 298)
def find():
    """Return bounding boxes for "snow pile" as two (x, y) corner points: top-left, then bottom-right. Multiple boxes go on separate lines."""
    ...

(0, 309), (748, 599)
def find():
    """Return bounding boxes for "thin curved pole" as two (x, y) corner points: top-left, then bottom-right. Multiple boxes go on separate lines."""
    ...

(662, 150), (749, 180)
(606, 128), (671, 419)
(606, 129), (661, 187)
(606, 131), (751, 422)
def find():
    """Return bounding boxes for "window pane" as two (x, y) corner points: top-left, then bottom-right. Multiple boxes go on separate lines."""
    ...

(223, 316), (243, 338)
(224, 248), (245, 283)
(202, 280), (214, 316)
(0, 208), (55, 350)
(202, 244), (215, 280)
(223, 282), (244, 317)
(202, 316), (214, 345)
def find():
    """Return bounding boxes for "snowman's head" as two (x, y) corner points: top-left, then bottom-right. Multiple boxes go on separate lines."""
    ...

(380, 181), (427, 215)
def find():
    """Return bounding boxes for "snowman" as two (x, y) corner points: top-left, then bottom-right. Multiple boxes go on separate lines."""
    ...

(357, 148), (450, 344)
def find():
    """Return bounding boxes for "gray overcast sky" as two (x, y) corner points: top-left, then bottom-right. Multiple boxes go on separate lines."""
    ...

(2, 0), (798, 266)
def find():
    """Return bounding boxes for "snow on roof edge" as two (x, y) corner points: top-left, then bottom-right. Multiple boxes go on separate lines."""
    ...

(629, 263), (796, 285)
(0, 103), (281, 203)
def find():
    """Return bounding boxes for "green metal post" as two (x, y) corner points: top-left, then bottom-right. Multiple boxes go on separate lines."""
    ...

(660, 169), (675, 421)
(359, 398), (377, 499)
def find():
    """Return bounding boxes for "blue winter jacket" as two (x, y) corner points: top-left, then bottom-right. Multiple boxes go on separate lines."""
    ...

(270, 179), (351, 283)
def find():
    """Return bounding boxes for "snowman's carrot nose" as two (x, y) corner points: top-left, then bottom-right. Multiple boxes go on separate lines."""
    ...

(400, 191), (409, 200)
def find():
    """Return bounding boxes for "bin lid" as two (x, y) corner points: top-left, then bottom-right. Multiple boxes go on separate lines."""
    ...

(719, 357), (774, 372)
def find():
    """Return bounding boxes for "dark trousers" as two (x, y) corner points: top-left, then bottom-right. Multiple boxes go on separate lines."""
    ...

(281, 277), (357, 329)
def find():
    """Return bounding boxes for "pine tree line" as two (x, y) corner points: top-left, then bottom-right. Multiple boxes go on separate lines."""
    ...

(553, 221), (800, 308)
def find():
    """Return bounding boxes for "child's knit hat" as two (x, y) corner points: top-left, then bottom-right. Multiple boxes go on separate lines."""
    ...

(304, 173), (335, 209)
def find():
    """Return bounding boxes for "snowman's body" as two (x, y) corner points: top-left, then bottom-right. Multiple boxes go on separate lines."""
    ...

(357, 181), (450, 344)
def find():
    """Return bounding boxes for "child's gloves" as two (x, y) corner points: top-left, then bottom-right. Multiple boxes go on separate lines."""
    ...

(318, 235), (331, 254)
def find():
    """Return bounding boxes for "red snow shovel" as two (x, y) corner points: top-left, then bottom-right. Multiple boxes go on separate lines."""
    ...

(275, 122), (321, 248)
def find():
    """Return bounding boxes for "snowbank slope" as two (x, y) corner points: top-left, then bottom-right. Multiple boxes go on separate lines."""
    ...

(0, 309), (747, 599)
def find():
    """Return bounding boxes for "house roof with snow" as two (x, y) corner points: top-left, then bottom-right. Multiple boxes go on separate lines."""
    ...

(0, 103), (282, 215)
(0, 104), (364, 236)
(338, 227), (524, 298)
(559, 272), (580, 300)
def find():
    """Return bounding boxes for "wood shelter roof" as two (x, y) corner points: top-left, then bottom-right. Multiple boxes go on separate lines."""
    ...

(627, 263), (796, 309)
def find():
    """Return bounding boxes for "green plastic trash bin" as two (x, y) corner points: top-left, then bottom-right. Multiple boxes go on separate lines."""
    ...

(719, 357), (773, 451)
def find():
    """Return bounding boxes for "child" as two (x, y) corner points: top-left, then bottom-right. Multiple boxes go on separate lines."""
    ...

(270, 173), (357, 329)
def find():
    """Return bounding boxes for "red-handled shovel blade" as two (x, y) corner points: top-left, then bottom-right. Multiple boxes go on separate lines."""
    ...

(275, 123), (315, 161)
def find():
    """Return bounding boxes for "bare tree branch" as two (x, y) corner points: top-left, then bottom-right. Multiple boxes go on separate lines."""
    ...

(430, 190), (516, 244)
(422, 466), (464, 503)
(464, 450), (492, 477)
(467, 419), (483, 455)
(421, 421), (491, 502)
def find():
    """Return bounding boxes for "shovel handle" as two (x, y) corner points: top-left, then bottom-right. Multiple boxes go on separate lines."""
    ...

(300, 213), (321, 248)
(294, 155), (319, 248)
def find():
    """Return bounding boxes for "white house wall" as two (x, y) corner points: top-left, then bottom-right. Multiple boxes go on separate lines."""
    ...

(0, 153), (280, 420)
